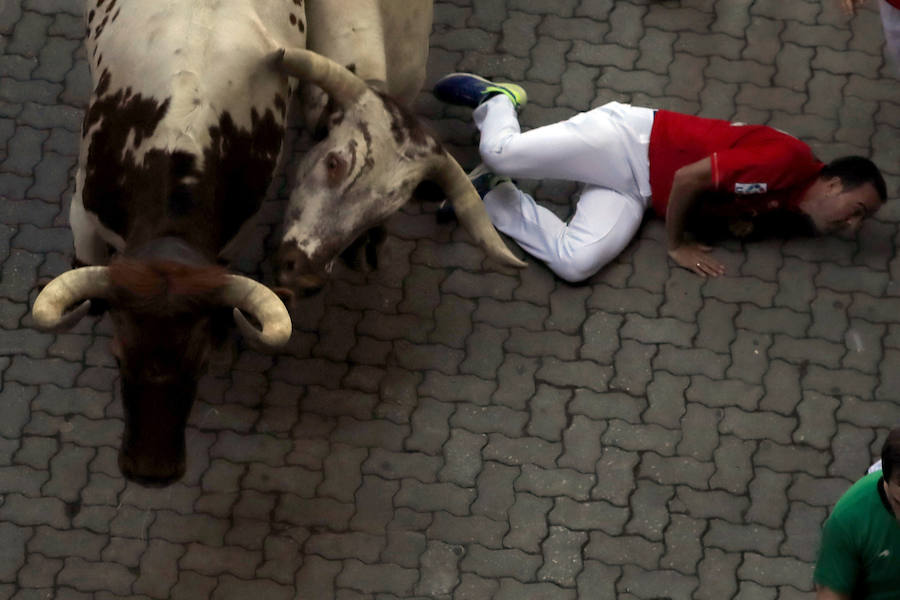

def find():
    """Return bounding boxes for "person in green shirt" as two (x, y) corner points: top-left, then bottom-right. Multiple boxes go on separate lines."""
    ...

(814, 426), (900, 599)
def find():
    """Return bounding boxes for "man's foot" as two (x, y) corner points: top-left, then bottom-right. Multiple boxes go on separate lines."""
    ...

(467, 163), (512, 199)
(436, 164), (511, 223)
(433, 73), (527, 110)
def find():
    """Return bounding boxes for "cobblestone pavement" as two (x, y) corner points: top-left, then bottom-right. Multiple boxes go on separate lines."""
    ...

(2, 0), (900, 598)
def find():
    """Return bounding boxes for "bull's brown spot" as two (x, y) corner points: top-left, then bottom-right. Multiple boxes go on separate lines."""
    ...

(375, 91), (443, 160)
(94, 15), (109, 39)
(343, 140), (357, 185)
(83, 92), (285, 250)
(343, 124), (374, 193)
(380, 92), (430, 149)
(297, 19), (304, 33)
(82, 83), (172, 236)
(198, 108), (285, 245)
(289, 14), (296, 25)
(95, 68), (111, 95)
(88, 9), (95, 23)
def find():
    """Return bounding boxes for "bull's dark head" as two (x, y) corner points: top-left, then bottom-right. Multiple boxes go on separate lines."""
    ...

(32, 256), (291, 486)
(274, 49), (526, 297)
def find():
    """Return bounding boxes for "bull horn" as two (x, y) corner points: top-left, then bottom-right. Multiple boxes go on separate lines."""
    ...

(277, 48), (368, 106)
(429, 151), (527, 269)
(32, 266), (111, 331)
(220, 275), (292, 349)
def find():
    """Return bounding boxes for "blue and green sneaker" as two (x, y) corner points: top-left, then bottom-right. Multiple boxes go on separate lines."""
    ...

(436, 163), (511, 223)
(467, 163), (512, 199)
(433, 73), (527, 111)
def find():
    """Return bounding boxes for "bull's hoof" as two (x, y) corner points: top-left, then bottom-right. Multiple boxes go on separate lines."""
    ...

(87, 298), (110, 316)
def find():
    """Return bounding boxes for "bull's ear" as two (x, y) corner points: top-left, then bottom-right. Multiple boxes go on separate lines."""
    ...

(296, 81), (344, 140)
(427, 152), (526, 269)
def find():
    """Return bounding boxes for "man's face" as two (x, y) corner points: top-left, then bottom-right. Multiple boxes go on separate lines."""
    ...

(803, 177), (882, 236)
(885, 470), (900, 519)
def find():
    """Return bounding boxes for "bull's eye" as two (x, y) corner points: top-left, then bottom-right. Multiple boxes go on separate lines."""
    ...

(325, 152), (347, 187)
(327, 110), (344, 129)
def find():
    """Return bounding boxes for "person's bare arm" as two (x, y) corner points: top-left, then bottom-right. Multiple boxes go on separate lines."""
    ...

(665, 157), (726, 277)
(816, 584), (851, 600)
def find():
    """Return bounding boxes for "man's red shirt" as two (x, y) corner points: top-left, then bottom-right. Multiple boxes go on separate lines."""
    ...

(648, 110), (824, 220)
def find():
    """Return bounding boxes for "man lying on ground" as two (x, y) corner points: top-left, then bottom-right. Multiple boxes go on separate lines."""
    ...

(433, 73), (887, 281)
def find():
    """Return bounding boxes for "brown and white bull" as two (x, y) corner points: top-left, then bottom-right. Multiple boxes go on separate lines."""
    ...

(31, 1), (320, 487)
(275, 1), (526, 295)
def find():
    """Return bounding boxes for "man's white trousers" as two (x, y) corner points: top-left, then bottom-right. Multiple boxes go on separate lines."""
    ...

(474, 96), (655, 282)
(881, 0), (900, 74)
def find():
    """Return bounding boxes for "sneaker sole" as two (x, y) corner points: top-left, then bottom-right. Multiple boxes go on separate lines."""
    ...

(467, 162), (491, 180)
(439, 72), (494, 83)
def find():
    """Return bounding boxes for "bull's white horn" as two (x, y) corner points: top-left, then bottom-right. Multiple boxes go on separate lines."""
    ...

(430, 152), (527, 269)
(220, 275), (292, 349)
(32, 266), (111, 331)
(277, 48), (368, 106)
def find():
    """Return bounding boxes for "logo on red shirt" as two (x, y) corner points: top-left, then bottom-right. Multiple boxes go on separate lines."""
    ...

(735, 182), (768, 195)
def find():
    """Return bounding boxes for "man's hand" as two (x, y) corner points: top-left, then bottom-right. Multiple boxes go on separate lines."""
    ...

(839, 0), (867, 16)
(668, 243), (726, 277)
(816, 585), (851, 600)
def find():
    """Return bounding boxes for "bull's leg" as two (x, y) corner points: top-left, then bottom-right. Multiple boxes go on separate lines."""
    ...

(69, 189), (112, 315)
(340, 226), (386, 272)
(208, 307), (237, 374)
(70, 193), (110, 267)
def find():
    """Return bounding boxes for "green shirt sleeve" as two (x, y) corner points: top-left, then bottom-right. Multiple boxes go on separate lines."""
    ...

(814, 512), (859, 594)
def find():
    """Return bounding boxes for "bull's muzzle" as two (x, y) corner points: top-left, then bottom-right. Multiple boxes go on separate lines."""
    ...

(277, 243), (327, 297)
(118, 448), (185, 488)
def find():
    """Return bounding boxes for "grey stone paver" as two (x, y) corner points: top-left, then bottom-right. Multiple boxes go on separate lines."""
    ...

(2, 0), (898, 598)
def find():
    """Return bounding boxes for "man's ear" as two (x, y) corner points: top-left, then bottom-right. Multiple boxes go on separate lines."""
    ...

(826, 176), (843, 194)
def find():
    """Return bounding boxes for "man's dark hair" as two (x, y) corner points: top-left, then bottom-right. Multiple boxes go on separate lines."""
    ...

(820, 156), (887, 203)
(882, 426), (900, 482)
